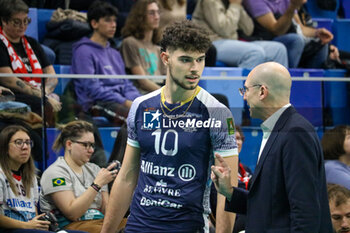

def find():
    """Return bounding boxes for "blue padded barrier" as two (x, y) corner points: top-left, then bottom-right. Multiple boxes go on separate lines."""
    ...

(323, 69), (349, 125)
(305, 0), (340, 19)
(333, 19), (350, 52)
(312, 18), (334, 32)
(53, 65), (72, 95)
(46, 128), (62, 167)
(200, 67), (244, 125)
(98, 127), (120, 161)
(27, 8), (38, 40)
(37, 9), (55, 43)
(289, 68), (324, 126)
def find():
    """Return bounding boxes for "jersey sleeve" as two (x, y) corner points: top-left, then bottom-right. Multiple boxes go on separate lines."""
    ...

(127, 97), (140, 148)
(210, 105), (238, 157)
(40, 164), (74, 196)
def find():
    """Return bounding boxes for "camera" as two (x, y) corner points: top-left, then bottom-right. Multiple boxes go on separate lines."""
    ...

(39, 212), (60, 232)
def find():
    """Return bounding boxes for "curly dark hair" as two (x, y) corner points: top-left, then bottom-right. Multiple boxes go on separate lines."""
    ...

(160, 20), (211, 53)
(121, 0), (161, 44)
(322, 125), (350, 160)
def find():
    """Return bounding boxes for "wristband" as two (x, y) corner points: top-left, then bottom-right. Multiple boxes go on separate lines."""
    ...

(91, 182), (101, 192)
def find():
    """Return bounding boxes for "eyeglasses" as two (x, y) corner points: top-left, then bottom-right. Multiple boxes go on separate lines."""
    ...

(147, 10), (161, 16)
(238, 84), (262, 96)
(10, 139), (33, 148)
(71, 140), (95, 150)
(8, 17), (31, 27)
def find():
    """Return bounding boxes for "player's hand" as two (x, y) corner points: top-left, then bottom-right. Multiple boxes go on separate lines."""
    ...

(26, 213), (50, 230)
(315, 28), (333, 44)
(211, 153), (233, 200)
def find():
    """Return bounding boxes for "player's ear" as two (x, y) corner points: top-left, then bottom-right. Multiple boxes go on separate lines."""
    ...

(160, 52), (169, 65)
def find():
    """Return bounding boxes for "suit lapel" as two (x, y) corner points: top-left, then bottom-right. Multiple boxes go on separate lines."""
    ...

(248, 106), (297, 190)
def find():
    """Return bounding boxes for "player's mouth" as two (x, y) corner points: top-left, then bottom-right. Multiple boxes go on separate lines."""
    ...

(185, 75), (199, 82)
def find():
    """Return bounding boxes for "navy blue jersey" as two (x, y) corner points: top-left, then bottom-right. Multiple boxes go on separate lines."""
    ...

(126, 87), (238, 232)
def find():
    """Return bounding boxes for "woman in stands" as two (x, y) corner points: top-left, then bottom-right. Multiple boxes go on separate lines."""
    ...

(121, 0), (166, 93)
(40, 120), (123, 233)
(0, 125), (86, 233)
(322, 125), (350, 190)
(0, 0), (61, 126)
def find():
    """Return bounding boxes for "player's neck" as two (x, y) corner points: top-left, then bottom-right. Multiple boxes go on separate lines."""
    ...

(90, 32), (108, 47)
(163, 84), (196, 104)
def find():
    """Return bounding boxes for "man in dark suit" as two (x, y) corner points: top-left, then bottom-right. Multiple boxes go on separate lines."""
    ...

(211, 62), (333, 232)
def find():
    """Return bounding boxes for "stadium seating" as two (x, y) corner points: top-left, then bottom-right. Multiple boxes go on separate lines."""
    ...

(333, 19), (350, 52)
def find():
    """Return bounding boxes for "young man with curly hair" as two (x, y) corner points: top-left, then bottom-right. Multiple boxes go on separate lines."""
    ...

(101, 20), (239, 233)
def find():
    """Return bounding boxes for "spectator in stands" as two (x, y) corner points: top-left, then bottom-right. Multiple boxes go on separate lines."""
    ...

(0, 125), (51, 232)
(121, 0), (166, 93)
(322, 125), (350, 190)
(0, 0), (61, 126)
(107, 0), (136, 38)
(158, 0), (187, 34)
(71, 1), (140, 125)
(158, 0), (217, 67)
(192, 0), (288, 68)
(243, 0), (333, 68)
(40, 121), (124, 233)
(0, 125), (87, 233)
(327, 184), (350, 233)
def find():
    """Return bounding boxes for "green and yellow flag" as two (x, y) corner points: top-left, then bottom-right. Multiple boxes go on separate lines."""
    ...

(52, 178), (66, 187)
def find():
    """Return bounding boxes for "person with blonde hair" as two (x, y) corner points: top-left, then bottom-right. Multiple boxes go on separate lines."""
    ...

(40, 120), (120, 233)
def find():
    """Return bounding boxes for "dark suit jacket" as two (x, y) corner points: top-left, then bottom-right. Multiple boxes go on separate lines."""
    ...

(226, 106), (332, 233)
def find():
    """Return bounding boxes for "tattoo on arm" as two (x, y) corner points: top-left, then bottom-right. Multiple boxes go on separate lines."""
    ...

(16, 80), (26, 89)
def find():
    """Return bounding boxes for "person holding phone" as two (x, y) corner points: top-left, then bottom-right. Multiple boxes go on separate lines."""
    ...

(40, 120), (119, 233)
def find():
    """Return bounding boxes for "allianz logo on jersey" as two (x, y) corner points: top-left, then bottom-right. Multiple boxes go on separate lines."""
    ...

(143, 109), (222, 130)
(141, 160), (196, 182)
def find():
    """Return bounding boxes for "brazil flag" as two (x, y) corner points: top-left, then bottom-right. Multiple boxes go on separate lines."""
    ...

(52, 178), (66, 187)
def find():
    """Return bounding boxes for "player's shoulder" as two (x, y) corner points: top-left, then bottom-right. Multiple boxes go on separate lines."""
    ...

(131, 89), (161, 109)
(196, 87), (227, 109)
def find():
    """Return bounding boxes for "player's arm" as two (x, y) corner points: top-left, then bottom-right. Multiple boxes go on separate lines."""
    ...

(101, 144), (141, 233)
(215, 155), (238, 233)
